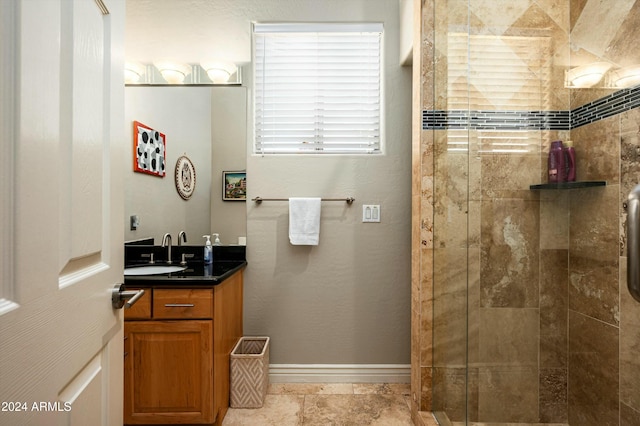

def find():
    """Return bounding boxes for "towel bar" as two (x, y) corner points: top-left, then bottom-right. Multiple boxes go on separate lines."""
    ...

(252, 197), (354, 205)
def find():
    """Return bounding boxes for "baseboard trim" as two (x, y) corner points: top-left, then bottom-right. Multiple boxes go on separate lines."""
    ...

(268, 364), (411, 384)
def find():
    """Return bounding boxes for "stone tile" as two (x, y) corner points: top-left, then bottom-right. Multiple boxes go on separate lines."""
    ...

(539, 368), (568, 423)
(477, 365), (539, 423)
(302, 394), (413, 426)
(480, 152), (540, 201)
(620, 108), (640, 257)
(539, 249), (568, 368)
(420, 366), (433, 412)
(620, 260), (640, 411)
(598, 0), (640, 66)
(469, 0), (532, 37)
(268, 383), (353, 395)
(222, 394), (303, 426)
(433, 248), (468, 366)
(569, 185), (620, 325)
(570, 119), (620, 183)
(353, 383), (411, 396)
(480, 198), (539, 308)
(467, 249), (481, 366)
(432, 367), (467, 423)
(568, 311), (619, 426)
(479, 307), (539, 366)
(621, 402), (640, 426)
(539, 191), (569, 251)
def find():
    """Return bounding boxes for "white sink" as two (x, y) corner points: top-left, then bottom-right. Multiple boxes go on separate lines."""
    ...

(124, 265), (187, 276)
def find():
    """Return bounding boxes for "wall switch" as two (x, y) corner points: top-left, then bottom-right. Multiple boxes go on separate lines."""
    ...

(362, 205), (381, 222)
(130, 215), (139, 230)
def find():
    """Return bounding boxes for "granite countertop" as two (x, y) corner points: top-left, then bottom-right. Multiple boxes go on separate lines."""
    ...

(124, 260), (247, 285)
(124, 244), (247, 286)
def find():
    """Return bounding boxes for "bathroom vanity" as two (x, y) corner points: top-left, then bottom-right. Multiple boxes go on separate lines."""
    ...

(123, 246), (246, 426)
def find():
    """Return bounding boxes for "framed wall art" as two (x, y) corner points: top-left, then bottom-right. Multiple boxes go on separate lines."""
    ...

(133, 121), (166, 177)
(222, 171), (246, 201)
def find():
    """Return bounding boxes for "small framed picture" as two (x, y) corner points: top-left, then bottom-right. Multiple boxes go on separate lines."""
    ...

(222, 171), (246, 201)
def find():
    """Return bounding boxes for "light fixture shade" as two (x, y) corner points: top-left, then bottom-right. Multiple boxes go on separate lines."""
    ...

(153, 61), (192, 84)
(201, 61), (237, 84)
(124, 62), (145, 84)
(610, 65), (640, 88)
(566, 62), (612, 88)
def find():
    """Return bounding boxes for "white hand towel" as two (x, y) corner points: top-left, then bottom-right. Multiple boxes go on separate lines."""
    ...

(289, 197), (321, 245)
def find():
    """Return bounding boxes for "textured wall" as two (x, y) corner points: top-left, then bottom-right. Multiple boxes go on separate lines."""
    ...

(243, 0), (412, 366)
(124, 87), (212, 243)
(125, 0), (412, 368)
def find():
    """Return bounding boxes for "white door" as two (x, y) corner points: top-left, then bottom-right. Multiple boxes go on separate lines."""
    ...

(0, 0), (125, 425)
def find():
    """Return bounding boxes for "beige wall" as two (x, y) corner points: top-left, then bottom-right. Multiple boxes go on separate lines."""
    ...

(210, 87), (247, 245)
(243, 0), (412, 366)
(124, 87), (212, 244)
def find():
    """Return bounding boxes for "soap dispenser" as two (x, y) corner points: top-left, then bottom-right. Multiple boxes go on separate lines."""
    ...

(203, 235), (212, 264)
(212, 233), (222, 246)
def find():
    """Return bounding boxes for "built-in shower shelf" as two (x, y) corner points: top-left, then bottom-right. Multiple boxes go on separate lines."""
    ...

(529, 181), (607, 190)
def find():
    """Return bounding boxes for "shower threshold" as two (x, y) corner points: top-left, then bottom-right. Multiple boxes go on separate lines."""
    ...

(433, 411), (568, 426)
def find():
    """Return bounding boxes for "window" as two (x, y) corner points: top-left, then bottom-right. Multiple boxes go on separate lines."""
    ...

(253, 23), (383, 154)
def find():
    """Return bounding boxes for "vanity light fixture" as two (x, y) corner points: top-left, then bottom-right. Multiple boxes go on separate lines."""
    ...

(153, 61), (191, 84)
(201, 61), (238, 84)
(608, 65), (640, 89)
(124, 62), (146, 84)
(124, 62), (242, 85)
(565, 62), (613, 88)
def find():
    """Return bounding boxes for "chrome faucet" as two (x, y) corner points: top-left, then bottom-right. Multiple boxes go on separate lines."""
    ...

(162, 233), (172, 264)
(178, 231), (187, 246)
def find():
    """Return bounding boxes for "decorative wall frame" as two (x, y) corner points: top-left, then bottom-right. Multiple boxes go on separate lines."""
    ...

(222, 171), (246, 201)
(133, 121), (166, 177)
(175, 155), (196, 200)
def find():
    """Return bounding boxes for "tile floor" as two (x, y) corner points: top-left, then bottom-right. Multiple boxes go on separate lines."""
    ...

(222, 383), (414, 425)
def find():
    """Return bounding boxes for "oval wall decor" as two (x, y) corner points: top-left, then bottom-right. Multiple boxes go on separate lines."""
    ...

(175, 155), (196, 200)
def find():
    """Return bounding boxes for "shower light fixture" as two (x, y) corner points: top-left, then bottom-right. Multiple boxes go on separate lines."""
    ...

(153, 61), (192, 84)
(565, 62), (612, 88)
(201, 61), (238, 84)
(608, 65), (640, 88)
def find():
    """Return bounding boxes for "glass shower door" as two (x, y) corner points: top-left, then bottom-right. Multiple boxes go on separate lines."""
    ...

(430, 0), (571, 424)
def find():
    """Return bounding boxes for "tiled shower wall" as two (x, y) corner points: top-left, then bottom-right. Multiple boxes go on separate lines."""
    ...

(412, 0), (640, 425)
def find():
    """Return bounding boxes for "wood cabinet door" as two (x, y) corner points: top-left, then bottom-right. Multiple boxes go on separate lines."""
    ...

(124, 321), (213, 425)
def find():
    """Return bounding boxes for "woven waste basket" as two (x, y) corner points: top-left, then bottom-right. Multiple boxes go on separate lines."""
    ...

(230, 336), (270, 408)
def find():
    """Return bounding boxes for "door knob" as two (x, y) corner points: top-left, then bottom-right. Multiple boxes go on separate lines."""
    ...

(112, 284), (145, 309)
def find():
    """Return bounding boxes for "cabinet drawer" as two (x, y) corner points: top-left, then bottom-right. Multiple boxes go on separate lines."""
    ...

(153, 289), (213, 319)
(123, 288), (151, 320)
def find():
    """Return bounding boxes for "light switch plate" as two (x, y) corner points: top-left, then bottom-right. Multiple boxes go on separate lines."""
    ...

(362, 205), (381, 222)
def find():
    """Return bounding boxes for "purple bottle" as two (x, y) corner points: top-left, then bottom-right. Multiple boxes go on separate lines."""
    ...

(548, 140), (565, 183)
(564, 140), (576, 182)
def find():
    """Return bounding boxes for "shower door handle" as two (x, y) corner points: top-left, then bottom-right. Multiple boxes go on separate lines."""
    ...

(627, 184), (640, 302)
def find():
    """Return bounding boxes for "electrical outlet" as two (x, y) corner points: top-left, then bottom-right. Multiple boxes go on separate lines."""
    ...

(362, 204), (381, 222)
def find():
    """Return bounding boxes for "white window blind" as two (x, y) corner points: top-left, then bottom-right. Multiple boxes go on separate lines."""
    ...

(253, 23), (383, 154)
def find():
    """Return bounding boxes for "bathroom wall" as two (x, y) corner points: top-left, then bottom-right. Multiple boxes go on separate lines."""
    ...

(243, 0), (412, 369)
(566, 1), (640, 423)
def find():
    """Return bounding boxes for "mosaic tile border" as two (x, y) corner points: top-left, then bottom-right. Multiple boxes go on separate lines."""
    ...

(571, 85), (640, 128)
(422, 85), (640, 130)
